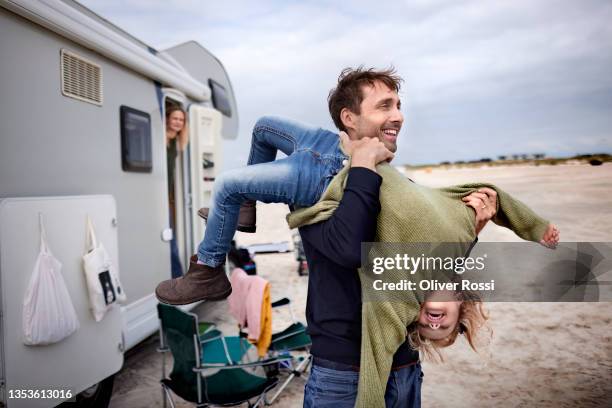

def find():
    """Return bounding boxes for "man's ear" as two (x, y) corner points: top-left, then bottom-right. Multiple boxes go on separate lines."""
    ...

(340, 108), (357, 133)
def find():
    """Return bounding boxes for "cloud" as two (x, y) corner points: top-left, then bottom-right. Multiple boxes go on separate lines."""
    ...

(80, 0), (612, 166)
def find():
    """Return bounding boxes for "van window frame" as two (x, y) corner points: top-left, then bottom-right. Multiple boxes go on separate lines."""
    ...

(120, 105), (153, 173)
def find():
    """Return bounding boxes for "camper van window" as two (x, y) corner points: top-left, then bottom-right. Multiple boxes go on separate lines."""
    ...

(120, 106), (153, 172)
(209, 79), (232, 117)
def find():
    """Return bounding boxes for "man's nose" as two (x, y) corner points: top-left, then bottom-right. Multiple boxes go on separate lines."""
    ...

(389, 107), (404, 125)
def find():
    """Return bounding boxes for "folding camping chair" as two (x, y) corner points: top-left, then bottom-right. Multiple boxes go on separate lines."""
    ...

(157, 304), (293, 407)
(239, 297), (312, 405)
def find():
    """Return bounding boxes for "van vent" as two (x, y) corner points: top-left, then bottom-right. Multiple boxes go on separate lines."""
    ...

(60, 49), (103, 105)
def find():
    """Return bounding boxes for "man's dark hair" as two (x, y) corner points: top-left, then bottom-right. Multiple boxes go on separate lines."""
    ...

(328, 66), (403, 131)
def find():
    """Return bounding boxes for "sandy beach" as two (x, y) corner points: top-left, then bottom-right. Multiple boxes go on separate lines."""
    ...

(110, 163), (612, 407)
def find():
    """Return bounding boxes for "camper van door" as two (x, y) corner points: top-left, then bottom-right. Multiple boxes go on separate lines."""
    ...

(188, 105), (224, 253)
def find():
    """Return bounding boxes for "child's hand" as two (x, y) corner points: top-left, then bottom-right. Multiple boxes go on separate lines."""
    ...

(540, 224), (560, 249)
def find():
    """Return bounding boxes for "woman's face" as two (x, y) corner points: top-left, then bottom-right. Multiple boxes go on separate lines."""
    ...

(417, 291), (462, 341)
(167, 110), (185, 135)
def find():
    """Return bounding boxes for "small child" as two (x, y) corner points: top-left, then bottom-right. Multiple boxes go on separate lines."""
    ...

(155, 115), (560, 305)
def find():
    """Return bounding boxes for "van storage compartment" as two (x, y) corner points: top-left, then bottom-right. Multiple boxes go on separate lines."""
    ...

(0, 196), (124, 408)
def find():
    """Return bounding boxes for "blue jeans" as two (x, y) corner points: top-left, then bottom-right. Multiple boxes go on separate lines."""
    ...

(303, 362), (423, 408)
(197, 116), (348, 267)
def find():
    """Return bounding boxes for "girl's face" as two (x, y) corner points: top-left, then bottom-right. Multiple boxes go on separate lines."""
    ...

(167, 110), (185, 135)
(417, 291), (462, 340)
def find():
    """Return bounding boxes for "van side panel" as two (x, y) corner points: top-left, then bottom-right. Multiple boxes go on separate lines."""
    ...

(0, 9), (171, 302)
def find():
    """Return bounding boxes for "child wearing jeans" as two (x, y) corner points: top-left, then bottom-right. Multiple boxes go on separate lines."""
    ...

(155, 116), (351, 304)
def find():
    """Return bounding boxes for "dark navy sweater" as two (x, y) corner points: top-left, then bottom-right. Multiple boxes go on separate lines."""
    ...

(299, 166), (419, 367)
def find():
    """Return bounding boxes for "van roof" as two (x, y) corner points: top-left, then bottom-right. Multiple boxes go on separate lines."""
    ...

(2, 0), (211, 101)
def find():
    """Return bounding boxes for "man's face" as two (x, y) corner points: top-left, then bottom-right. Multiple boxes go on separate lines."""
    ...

(350, 81), (403, 152)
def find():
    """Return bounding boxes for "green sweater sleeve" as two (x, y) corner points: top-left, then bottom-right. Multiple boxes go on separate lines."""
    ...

(437, 182), (550, 243)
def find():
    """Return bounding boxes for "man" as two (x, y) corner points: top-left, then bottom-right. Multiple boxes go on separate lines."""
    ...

(299, 67), (497, 407)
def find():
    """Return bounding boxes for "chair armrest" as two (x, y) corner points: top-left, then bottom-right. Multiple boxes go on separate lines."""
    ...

(195, 354), (293, 371)
(271, 298), (290, 308)
(271, 328), (306, 344)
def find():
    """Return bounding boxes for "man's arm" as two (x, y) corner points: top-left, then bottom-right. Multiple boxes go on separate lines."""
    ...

(299, 166), (382, 268)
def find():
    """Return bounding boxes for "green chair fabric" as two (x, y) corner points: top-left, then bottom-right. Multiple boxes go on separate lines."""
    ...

(198, 369), (273, 405)
(161, 369), (276, 405)
(199, 329), (222, 343)
(269, 322), (311, 352)
(201, 336), (251, 364)
(158, 304), (200, 402)
(157, 304), (278, 406)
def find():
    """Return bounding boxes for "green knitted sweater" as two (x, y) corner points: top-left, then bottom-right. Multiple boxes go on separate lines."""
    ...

(287, 162), (549, 408)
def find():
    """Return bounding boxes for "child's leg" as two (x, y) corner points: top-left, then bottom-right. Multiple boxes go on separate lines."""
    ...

(198, 152), (327, 266)
(198, 115), (335, 225)
(248, 116), (339, 165)
(197, 117), (341, 267)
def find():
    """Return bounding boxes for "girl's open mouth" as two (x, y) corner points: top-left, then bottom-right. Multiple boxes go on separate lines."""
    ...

(426, 310), (445, 329)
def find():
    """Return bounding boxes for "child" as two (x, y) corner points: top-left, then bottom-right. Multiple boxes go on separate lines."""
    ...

(284, 145), (560, 407)
(155, 115), (560, 305)
(409, 289), (488, 361)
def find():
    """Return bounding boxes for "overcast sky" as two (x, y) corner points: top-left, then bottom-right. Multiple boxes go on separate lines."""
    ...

(81, 0), (612, 167)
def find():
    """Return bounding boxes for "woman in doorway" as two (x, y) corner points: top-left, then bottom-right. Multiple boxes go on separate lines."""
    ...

(166, 104), (188, 278)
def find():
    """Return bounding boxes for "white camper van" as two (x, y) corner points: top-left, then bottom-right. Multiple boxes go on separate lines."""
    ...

(0, 1), (239, 406)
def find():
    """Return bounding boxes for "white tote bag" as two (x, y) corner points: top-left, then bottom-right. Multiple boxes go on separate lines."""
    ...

(82, 215), (126, 322)
(22, 214), (80, 346)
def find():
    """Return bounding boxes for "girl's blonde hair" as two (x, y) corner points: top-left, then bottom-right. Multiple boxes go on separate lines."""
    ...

(166, 104), (189, 151)
(407, 292), (490, 361)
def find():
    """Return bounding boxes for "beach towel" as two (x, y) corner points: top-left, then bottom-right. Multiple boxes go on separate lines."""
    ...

(228, 268), (272, 356)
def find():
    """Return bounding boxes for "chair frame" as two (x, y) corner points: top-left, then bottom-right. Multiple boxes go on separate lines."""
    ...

(260, 298), (312, 405)
(157, 309), (293, 408)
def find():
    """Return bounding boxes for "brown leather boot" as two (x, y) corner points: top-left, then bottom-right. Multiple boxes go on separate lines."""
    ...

(198, 200), (257, 233)
(155, 255), (232, 305)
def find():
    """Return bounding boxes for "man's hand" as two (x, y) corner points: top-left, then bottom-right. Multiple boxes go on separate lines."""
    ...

(340, 131), (394, 172)
(462, 187), (498, 235)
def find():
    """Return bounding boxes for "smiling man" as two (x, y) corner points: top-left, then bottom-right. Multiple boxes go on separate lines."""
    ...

(298, 67), (424, 408)
(329, 67), (403, 153)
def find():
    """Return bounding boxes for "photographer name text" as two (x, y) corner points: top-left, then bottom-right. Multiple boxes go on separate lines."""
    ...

(372, 278), (495, 292)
